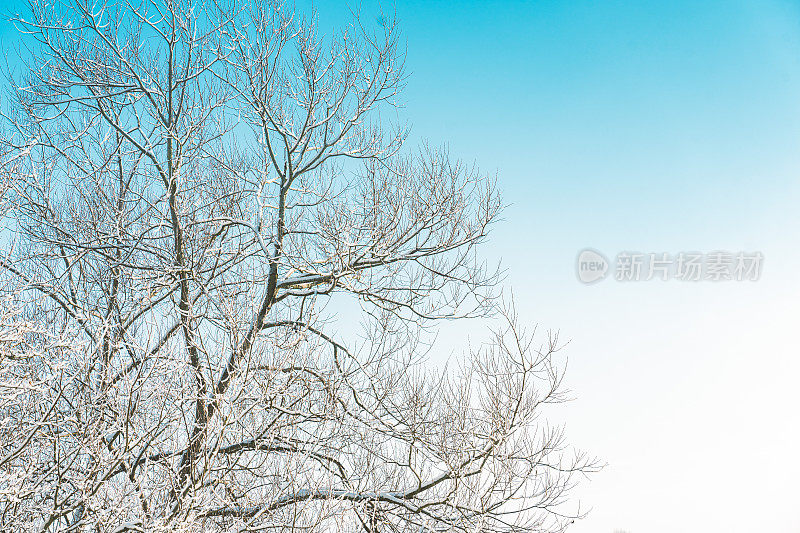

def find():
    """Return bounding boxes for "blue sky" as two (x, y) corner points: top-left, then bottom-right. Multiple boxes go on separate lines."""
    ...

(3, 0), (799, 531)
(373, 1), (800, 531)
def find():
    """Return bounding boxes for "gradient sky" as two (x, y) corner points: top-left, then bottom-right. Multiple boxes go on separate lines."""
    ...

(355, 2), (800, 531)
(3, 1), (800, 531)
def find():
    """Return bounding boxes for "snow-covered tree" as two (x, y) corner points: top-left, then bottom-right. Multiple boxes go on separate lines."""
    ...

(0, 1), (598, 531)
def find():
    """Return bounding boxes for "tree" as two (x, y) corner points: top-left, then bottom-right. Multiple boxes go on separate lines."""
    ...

(0, 0), (599, 531)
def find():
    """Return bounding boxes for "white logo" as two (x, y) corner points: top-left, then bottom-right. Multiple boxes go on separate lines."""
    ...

(576, 249), (609, 284)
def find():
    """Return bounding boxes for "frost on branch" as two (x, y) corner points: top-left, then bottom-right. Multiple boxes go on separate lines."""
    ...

(0, 0), (599, 531)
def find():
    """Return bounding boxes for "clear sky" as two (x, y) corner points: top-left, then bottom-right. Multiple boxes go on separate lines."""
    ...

(361, 1), (800, 531)
(3, 1), (799, 531)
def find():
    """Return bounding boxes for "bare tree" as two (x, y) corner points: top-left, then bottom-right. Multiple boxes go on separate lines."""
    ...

(0, 0), (599, 531)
